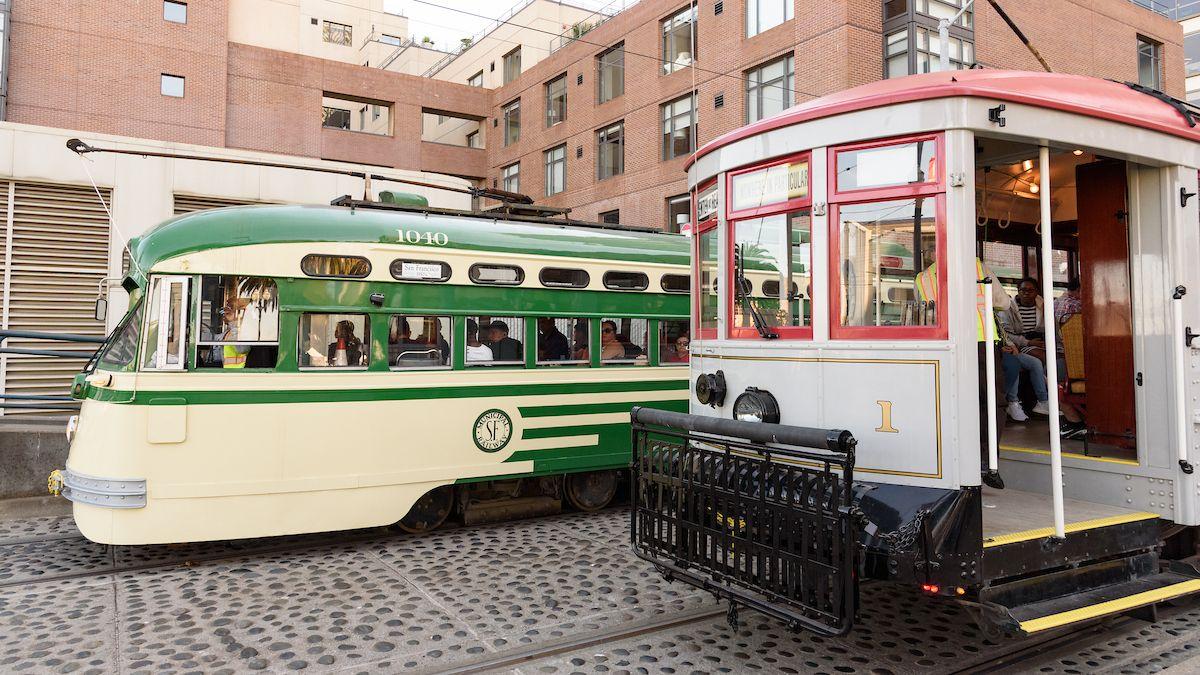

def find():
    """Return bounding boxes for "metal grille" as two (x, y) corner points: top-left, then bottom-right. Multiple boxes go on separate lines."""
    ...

(1, 181), (111, 415)
(173, 194), (265, 215)
(631, 410), (857, 636)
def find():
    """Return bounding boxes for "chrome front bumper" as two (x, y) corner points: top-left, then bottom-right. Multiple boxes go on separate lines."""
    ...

(61, 468), (146, 508)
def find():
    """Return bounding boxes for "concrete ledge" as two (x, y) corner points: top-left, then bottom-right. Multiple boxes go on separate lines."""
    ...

(0, 419), (69, 499)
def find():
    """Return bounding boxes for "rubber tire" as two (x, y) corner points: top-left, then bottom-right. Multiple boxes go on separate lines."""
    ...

(565, 470), (618, 512)
(396, 485), (455, 534)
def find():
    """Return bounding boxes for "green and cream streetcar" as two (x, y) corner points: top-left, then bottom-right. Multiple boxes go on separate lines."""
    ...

(54, 197), (691, 545)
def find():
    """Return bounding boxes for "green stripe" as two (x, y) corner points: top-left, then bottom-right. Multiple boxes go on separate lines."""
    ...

(84, 378), (688, 406)
(522, 422), (623, 440)
(518, 398), (687, 418)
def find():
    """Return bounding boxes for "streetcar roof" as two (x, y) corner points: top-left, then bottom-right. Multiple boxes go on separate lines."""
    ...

(688, 70), (1200, 169)
(128, 204), (689, 280)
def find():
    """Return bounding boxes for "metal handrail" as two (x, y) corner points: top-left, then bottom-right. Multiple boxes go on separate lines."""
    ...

(0, 330), (102, 411)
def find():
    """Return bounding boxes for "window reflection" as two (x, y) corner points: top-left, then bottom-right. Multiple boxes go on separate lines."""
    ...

(838, 199), (937, 327)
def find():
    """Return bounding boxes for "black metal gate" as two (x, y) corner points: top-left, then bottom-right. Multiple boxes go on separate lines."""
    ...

(630, 406), (858, 636)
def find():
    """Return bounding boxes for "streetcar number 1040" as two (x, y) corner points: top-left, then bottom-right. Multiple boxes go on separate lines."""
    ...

(398, 229), (449, 246)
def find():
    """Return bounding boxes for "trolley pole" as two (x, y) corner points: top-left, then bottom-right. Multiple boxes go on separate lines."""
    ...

(938, 0), (974, 71)
(1038, 145), (1066, 540)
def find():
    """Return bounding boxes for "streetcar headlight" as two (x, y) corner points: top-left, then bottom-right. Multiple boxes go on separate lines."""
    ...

(694, 370), (727, 408)
(732, 388), (780, 424)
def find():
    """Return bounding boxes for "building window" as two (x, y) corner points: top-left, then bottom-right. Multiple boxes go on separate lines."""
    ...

(746, 0), (792, 37)
(380, 34), (402, 46)
(503, 47), (522, 84)
(502, 99), (520, 146)
(545, 73), (568, 127)
(502, 162), (520, 193)
(916, 0), (971, 27)
(662, 6), (696, 74)
(163, 1), (186, 23)
(599, 210), (620, 224)
(161, 74), (185, 98)
(1139, 36), (1163, 90)
(746, 54), (793, 123)
(597, 121), (624, 180)
(885, 29), (909, 78)
(597, 43), (625, 102)
(466, 130), (480, 148)
(323, 106), (350, 129)
(545, 144), (567, 196)
(372, 104), (380, 120)
(662, 92), (696, 160)
(323, 20), (352, 46)
(886, 26), (974, 77)
(667, 194), (690, 233)
(468, 70), (484, 87)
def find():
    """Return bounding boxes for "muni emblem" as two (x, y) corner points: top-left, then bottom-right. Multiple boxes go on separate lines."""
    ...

(473, 409), (513, 453)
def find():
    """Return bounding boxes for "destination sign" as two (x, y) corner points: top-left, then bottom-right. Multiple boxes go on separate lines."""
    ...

(730, 160), (809, 212)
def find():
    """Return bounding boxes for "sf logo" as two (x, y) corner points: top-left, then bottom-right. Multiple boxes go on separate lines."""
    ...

(473, 409), (513, 452)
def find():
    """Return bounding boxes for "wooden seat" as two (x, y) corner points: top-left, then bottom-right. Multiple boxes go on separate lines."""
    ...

(1060, 313), (1087, 398)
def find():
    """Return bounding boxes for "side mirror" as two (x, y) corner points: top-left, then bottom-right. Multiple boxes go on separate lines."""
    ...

(94, 297), (108, 322)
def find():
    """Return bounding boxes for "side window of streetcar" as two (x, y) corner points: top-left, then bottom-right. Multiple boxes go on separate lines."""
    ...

(141, 276), (188, 371)
(537, 317), (588, 365)
(599, 317), (648, 365)
(659, 319), (690, 365)
(195, 275), (279, 370)
(466, 316), (525, 366)
(389, 315), (452, 369)
(96, 302), (144, 372)
(299, 313), (369, 368)
(300, 254), (371, 278)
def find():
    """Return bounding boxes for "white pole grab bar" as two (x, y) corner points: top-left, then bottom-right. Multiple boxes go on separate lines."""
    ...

(983, 278), (999, 476)
(1038, 146), (1066, 539)
(1173, 286), (1194, 475)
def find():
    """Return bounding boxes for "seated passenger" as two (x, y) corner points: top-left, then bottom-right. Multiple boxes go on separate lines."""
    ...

(218, 304), (250, 369)
(326, 320), (364, 367)
(538, 317), (570, 361)
(572, 322), (589, 361)
(600, 320), (625, 360)
(666, 333), (690, 362)
(488, 320), (523, 361)
(466, 319), (493, 363)
(1054, 278), (1082, 324)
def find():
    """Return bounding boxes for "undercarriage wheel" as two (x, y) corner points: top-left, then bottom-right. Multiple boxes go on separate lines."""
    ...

(396, 485), (455, 534)
(565, 470), (618, 512)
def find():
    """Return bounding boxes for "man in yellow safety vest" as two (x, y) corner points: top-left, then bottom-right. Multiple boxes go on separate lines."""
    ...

(914, 245), (1010, 489)
(219, 304), (249, 369)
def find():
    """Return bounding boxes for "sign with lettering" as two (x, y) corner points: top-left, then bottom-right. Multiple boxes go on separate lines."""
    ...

(696, 183), (719, 222)
(399, 262), (445, 280)
(731, 160), (809, 212)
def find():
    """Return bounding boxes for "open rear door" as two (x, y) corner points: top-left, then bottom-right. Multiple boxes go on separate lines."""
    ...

(630, 407), (858, 636)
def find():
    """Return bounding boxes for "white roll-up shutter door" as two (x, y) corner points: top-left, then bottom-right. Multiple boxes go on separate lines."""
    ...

(0, 181), (112, 415)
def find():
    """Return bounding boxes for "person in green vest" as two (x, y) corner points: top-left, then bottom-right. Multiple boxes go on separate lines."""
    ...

(914, 244), (1010, 489)
(219, 304), (249, 369)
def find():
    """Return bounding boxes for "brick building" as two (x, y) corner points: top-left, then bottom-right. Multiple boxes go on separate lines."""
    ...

(0, 0), (1183, 233)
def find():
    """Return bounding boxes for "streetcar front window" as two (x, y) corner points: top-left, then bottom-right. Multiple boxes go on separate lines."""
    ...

(195, 275), (279, 370)
(141, 276), (188, 371)
(697, 226), (718, 336)
(93, 301), (144, 373)
(836, 199), (938, 328)
(299, 313), (369, 368)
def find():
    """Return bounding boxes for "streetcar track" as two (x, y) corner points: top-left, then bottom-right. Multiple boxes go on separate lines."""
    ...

(429, 604), (728, 675)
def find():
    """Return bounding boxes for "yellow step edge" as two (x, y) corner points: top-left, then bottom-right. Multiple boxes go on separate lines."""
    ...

(1020, 578), (1200, 633)
(1000, 444), (1140, 466)
(983, 511), (1160, 548)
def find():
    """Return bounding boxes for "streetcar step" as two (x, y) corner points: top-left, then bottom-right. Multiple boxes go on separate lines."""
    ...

(999, 570), (1200, 634)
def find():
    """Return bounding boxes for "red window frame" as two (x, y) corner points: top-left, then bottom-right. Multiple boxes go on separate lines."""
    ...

(830, 133), (944, 201)
(692, 178), (718, 340)
(725, 151), (812, 220)
(724, 152), (813, 340)
(827, 133), (947, 340)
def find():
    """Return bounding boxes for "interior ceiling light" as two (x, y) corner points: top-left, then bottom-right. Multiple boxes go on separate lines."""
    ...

(1072, 149), (1084, 156)
(1029, 183), (1040, 194)
(1021, 159), (1034, 172)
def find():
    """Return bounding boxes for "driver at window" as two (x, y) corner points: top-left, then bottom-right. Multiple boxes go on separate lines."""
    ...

(219, 304), (249, 369)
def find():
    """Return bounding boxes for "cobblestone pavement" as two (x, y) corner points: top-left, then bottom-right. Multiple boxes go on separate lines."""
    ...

(3, 508), (1200, 674)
